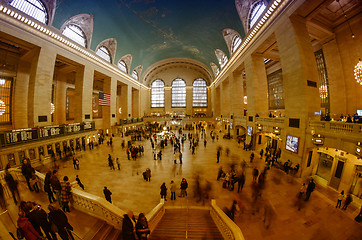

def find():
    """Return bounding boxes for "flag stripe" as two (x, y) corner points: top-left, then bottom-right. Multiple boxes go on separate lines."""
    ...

(99, 92), (111, 106)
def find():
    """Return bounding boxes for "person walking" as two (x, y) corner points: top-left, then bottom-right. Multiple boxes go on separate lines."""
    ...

(250, 152), (255, 163)
(44, 171), (56, 203)
(336, 190), (344, 208)
(170, 180), (176, 200)
(305, 178), (315, 201)
(145, 168), (151, 182)
(21, 158), (35, 191)
(103, 187), (112, 203)
(76, 175), (84, 190)
(50, 170), (62, 207)
(217, 150), (221, 163)
(108, 154), (115, 170)
(27, 203), (57, 240)
(160, 183), (167, 201)
(136, 213), (150, 240)
(4, 166), (20, 205)
(48, 204), (75, 240)
(252, 167), (259, 183)
(116, 158), (121, 170)
(60, 176), (72, 213)
(342, 194), (352, 210)
(180, 178), (188, 197)
(237, 173), (245, 193)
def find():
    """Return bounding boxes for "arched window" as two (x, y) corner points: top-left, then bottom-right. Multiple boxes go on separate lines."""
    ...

(172, 78), (186, 108)
(131, 70), (138, 80)
(62, 24), (87, 47)
(151, 80), (165, 108)
(193, 78), (207, 107)
(248, 1), (266, 30)
(96, 46), (111, 63)
(231, 36), (242, 54)
(219, 54), (228, 69)
(10, 0), (48, 24)
(118, 60), (128, 73)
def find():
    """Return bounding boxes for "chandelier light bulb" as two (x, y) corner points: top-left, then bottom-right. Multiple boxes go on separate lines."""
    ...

(355, 58), (362, 85)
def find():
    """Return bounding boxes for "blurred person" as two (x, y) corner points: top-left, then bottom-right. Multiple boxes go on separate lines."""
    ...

(4, 165), (20, 205)
(60, 176), (71, 213)
(305, 178), (315, 201)
(50, 170), (62, 207)
(160, 183), (167, 201)
(336, 190), (344, 208)
(170, 180), (176, 200)
(21, 158), (35, 191)
(44, 171), (56, 203)
(48, 205), (74, 240)
(342, 194), (352, 210)
(28, 203), (57, 240)
(122, 211), (136, 240)
(103, 187), (112, 203)
(75, 175), (84, 190)
(17, 211), (41, 240)
(180, 178), (188, 197)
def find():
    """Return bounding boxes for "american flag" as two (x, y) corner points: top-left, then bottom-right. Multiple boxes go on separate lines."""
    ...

(99, 92), (111, 106)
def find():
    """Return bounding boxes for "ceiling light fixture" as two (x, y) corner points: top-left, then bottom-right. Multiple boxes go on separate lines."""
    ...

(319, 84), (328, 99)
(355, 58), (362, 85)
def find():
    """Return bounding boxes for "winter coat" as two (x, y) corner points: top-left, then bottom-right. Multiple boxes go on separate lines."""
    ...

(61, 181), (72, 202)
(17, 217), (41, 240)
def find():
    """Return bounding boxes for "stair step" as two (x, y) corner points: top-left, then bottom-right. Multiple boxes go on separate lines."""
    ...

(93, 223), (113, 240)
(83, 220), (106, 240)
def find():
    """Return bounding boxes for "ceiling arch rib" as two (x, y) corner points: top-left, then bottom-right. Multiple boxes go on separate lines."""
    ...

(222, 28), (242, 56)
(95, 38), (117, 64)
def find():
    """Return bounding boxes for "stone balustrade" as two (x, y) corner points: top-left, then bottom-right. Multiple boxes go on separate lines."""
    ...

(146, 199), (165, 232)
(210, 199), (245, 240)
(309, 120), (362, 135)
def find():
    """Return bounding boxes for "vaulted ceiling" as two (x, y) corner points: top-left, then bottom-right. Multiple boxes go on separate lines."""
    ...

(52, 0), (246, 77)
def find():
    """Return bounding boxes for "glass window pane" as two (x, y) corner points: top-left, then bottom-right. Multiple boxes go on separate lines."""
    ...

(248, 1), (266, 30)
(151, 80), (164, 108)
(62, 24), (87, 47)
(193, 78), (207, 107)
(118, 60), (127, 73)
(10, 0), (48, 24)
(232, 36), (242, 53)
(219, 54), (228, 69)
(172, 78), (186, 108)
(96, 46), (111, 63)
(132, 70), (138, 80)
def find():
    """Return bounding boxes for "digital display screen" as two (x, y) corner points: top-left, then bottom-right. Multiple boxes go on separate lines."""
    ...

(357, 109), (362, 117)
(286, 135), (299, 153)
(247, 126), (253, 136)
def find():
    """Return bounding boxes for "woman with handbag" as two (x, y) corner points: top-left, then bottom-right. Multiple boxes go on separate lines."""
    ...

(136, 213), (150, 240)
(48, 205), (74, 240)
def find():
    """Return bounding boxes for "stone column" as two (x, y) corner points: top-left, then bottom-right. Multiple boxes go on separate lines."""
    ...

(215, 86), (221, 117)
(28, 46), (56, 127)
(231, 71), (244, 118)
(120, 85), (128, 119)
(132, 88), (140, 117)
(102, 77), (117, 130)
(221, 79), (231, 118)
(55, 74), (67, 124)
(14, 59), (30, 128)
(186, 87), (193, 116)
(74, 65), (94, 122)
(140, 87), (150, 116)
(127, 85), (132, 118)
(164, 87), (171, 113)
(322, 38), (347, 115)
(244, 54), (268, 117)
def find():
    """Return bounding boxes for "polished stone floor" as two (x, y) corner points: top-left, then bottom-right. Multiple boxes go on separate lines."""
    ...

(3, 127), (362, 240)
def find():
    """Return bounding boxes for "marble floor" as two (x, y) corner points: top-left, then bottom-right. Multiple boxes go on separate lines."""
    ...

(3, 128), (362, 240)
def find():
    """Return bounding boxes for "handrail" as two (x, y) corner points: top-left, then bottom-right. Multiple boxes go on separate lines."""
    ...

(210, 199), (245, 240)
(309, 120), (361, 135)
(9, 168), (126, 229)
(145, 199), (165, 232)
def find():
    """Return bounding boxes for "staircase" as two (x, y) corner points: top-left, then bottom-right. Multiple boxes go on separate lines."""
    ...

(83, 219), (122, 240)
(150, 208), (224, 240)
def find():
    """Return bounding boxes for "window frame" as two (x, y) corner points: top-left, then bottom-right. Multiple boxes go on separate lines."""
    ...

(118, 60), (128, 73)
(192, 78), (207, 108)
(171, 78), (186, 108)
(131, 70), (138, 80)
(62, 24), (87, 48)
(248, 1), (267, 31)
(151, 80), (165, 108)
(10, 0), (49, 24)
(231, 36), (242, 54)
(96, 46), (111, 63)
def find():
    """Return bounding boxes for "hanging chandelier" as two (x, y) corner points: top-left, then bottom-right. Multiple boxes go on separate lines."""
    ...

(319, 85), (328, 99)
(355, 58), (362, 85)
(50, 103), (55, 114)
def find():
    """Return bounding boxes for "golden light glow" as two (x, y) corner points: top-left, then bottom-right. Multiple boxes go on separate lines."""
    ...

(354, 59), (362, 85)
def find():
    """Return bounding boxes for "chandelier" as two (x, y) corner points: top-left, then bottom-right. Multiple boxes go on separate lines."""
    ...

(319, 85), (328, 99)
(355, 58), (362, 85)
(243, 96), (247, 104)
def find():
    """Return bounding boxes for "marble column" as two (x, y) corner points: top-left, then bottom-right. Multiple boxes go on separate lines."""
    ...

(55, 74), (67, 124)
(14, 59), (31, 128)
(102, 77), (117, 130)
(132, 88), (140, 117)
(74, 65), (94, 123)
(28, 46), (56, 127)
(186, 87), (193, 116)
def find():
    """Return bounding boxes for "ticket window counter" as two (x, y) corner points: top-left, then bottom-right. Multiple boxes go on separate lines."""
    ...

(316, 153), (334, 181)
(39, 146), (44, 157)
(18, 150), (26, 164)
(29, 148), (36, 160)
(76, 138), (81, 151)
(62, 141), (68, 152)
(351, 165), (362, 198)
(7, 153), (15, 167)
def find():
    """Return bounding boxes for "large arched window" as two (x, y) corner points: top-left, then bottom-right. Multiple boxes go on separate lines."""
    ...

(193, 78), (207, 107)
(231, 36), (242, 54)
(151, 80), (165, 108)
(10, 0), (48, 24)
(62, 24), (87, 47)
(96, 46), (111, 63)
(219, 54), (228, 69)
(131, 70), (138, 80)
(118, 60), (128, 73)
(172, 78), (186, 108)
(248, 1), (266, 30)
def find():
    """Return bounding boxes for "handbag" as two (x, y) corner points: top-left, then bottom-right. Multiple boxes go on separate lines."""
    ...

(17, 227), (25, 239)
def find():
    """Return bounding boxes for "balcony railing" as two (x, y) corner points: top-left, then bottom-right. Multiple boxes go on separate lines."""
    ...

(309, 120), (362, 135)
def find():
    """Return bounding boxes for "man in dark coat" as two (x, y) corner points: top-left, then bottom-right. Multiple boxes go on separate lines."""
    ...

(21, 158), (34, 191)
(4, 166), (20, 204)
(103, 187), (112, 203)
(122, 211), (136, 240)
(28, 203), (57, 240)
(237, 173), (245, 193)
(305, 178), (316, 201)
